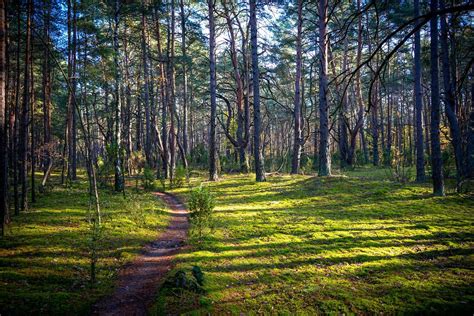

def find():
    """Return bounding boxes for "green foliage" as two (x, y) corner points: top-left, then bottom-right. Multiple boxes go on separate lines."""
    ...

(171, 166), (187, 189)
(442, 148), (456, 179)
(163, 267), (205, 294)
(300, 153), (313, 175)
(154, 266), (207, 315)
(142, 166), (156, 191)
(189, 186), (215, 240)
(387, 148), (412, 184)
(129, 151), (146, 176)
(190, 144), (209, 167)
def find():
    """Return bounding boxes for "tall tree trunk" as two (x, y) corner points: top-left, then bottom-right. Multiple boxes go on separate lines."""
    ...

(113, 0), (123, 192)
(318, 0), (331, 176)
(20, 0), (33, 212)
(168, 0), (177, 180)
(30, 47), (35, 203)
(153, 4), (168, 179)
(67, 0), (77, 181)
(338, 38), (349, 169)
(42, 0), (52, 177)
(414, 0), (425, 182)
(141, 1), (152, 166)
(347, 0), (364, 167)
(467, 76), (474, 178)
(291, 0), (303, 174)
(208, 0), (218, 181)
(12, 1), (20, 215)
(0, 0), (8, 235)
(179, 0), (188, 158)
(429, 0), (445, 196)
(250, 0), (265, 181)
(439, 0), (464, 183)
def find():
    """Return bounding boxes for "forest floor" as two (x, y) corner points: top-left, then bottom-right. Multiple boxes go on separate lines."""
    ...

(93, 192), (188, 315)
(0, 168), (473, 315)
(155, 167), (474, 314)
(0, 173), (172, 315)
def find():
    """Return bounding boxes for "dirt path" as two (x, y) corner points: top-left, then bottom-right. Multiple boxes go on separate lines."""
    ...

(93, 192), (189, 316)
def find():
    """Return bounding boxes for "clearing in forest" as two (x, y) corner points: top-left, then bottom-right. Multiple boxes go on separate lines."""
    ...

(156, 168), (474, 314)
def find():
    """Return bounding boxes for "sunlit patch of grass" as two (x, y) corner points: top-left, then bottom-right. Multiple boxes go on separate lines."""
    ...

(158, 168), (474, 314)
(0, 173), (169, 315)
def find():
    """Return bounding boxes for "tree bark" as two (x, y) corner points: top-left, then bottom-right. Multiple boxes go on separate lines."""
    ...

(318, 0), (331, 176)
(0, 0), (8, 235)
(291, 0), (303, 174)
(113, 0), (123, 192)
(250, 0), (265, 181)
(42, 0), (52, 178)
(414, 0), (425, 182)
(429, 0), (445, 196)
(208, 0), (218, 181)
(168, 0), (177, 180)
(439, 0), (464, 183)
(20, 0), (33, 212)
(141, 1), (152, 167)
(179, 0), (188, 158)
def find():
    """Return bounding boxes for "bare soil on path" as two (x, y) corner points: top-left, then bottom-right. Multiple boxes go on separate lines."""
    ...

(93, 192), (189, 316)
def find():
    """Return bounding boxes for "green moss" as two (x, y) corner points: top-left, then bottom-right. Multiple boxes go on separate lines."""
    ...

(160, 169), (474, 314)
(0, 173), (169, 315)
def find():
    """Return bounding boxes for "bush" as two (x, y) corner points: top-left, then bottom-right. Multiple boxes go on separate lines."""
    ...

(442, 148), (456, 179)
(142, 166), (155, 191)
(189, 186), (215, 239)
(387, 148), (411, 184)
(171, 166), (187, 189)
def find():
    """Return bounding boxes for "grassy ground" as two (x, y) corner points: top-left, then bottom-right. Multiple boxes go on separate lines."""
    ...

(157, 167), (474, 314)
(0, 174), (170, 315)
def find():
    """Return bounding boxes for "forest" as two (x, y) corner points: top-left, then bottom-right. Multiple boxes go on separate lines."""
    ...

(0, 0), (473, 314)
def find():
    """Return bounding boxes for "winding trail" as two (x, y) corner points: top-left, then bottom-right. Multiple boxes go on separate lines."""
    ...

(93, 192), (189, 316)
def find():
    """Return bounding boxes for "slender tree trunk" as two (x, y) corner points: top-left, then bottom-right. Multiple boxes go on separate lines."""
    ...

(141, 1), (152, 166)
(318, 0), (331, 176)
(12, 1), (20, 215)
(466, 76), (474, 178)
(338, 38), (349, 169)
(30, 48), (35, 203)
(208, 0), (218, 181)
(0, 0), (8, 235)
(291, 0), (303, 174)
(430, 0), (445, 196)
(169, 0), (177, 180)
(347, 0), (364, 167)
(67, 0), (77, 181)
(113, 0), (123, 192)
(179, 0), (188, 158)
(20, 0), (33, 212)
(42, 0), (52, 177)
(439, 0), (464, 183)
(414, 0), (425, 182)
(250, 0), (265, 181)
(66, 0), (73, 182)
(153, 4), (168, 178)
